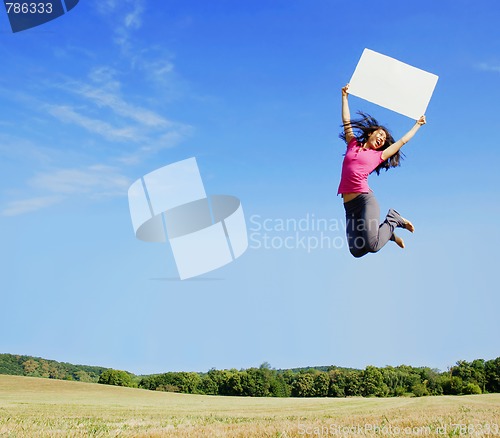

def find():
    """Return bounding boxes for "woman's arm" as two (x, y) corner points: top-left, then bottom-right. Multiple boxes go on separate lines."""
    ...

(342, 84), (355, 143)
(381, 115), (426, 161)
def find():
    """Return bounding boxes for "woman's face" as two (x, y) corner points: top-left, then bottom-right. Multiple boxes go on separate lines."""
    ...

(367, 129), (387, 149)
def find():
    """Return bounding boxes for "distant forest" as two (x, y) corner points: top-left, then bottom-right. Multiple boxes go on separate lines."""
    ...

(1, 353), (499, 398)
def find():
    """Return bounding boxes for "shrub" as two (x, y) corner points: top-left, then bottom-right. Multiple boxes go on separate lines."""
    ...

(411, 383), (429, 397)
(462, 383), (481, 395)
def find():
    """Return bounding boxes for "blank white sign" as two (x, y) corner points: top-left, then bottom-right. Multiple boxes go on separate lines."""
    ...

(348, 49), (438, 120)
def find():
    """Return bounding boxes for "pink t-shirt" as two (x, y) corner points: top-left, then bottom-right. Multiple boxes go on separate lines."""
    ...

(337, 137), (385, 195)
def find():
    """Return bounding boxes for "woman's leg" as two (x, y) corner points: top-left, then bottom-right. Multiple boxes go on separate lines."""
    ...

(344, 195), (370, 258)
(344, 193), (409, 257)
(361, 193), (407, 253)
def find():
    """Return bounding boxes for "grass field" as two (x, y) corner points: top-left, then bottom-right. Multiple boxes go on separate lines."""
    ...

(1, 375), (499, 437)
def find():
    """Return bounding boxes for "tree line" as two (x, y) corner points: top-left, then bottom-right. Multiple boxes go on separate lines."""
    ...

(0, 353), (107, 383)
(1, 353), (499, 398)
(137, 358), (500, 397)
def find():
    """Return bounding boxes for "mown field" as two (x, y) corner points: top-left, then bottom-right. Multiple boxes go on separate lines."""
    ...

(0, 375), (499, 437)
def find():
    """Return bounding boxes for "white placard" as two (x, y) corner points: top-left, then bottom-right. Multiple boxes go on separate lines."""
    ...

(348, 49), (438, 120)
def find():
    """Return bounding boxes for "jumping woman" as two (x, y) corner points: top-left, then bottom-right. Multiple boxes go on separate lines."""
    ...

(338, 84), (426, 258)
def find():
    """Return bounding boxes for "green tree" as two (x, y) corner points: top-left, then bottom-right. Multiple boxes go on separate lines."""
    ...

(314, 372), (329, 397)
(440, 375), (463, 395)
(328, 369), (346, 397)
(38, 360), (50, 378)
(242, 367), (273, 397)
(418, 367), (443, 396)
(485, 358), (500, 393)
(175, 372), (202, 393)
(74, 370), (95, 383)
(452, 359), (486, 393)
(270, 373), (291, 397)
(22, 359), (39, 376)
(98, 369), (135, 387)
(361, 366), (388, 397)
(139, 372), (201, 393)
(0, 354), (25, 375)
(203, 368), (227, 395)
(291, 373), (315, 397)
(48, 363), (65, 379)
(343, 370), (362, 396)
(380, 366), (401, 396)
(212, 369), (244, 396)
(470, 359), (486, 392)
(452, 360), (473, 382)
(199, 374), (218, 395)
(393, 365), (421, 395)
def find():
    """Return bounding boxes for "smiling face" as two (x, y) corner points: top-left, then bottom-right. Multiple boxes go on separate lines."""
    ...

(366, 128), (387, 150)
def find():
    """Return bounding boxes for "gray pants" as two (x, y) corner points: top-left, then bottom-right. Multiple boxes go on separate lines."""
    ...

(343, 193), (406, 258)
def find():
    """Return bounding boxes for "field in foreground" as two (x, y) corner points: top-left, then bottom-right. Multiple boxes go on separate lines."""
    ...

(1, 375), (499, 437)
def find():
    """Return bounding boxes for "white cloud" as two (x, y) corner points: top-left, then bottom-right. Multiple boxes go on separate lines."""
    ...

(138, 58), (177, 84)
(0, 134), (55, 165)
(124, 4), (144, 29)
(48, 66), (189, 149)
(117, 126), (194, 165)
(88, 66), (121, 91)
(95, 0), (118, 15)
(151, 61), (174, 76)
(46, 105), (143, 142)
(30, 165), (131, 197)
(1, 165), (132, 216)
(96, 0), (146, 54)
(1, 195), (64, 217)
(94, 0), (145, 30)
(44, 68), (193, 160)
(476, 62), (500, 73)
(69, 82), (171, 128)
(1, 0), (193, 216)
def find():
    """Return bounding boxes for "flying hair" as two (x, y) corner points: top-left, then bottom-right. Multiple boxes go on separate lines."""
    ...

(340, 111), (404, 175)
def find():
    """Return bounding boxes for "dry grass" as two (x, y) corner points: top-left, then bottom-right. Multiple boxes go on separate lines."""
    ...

(1, 375), (499, 437)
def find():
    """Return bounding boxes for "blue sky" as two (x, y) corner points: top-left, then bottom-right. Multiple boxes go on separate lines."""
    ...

(0, 0), (499, 375)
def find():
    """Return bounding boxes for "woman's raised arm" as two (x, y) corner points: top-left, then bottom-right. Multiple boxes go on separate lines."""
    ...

(381, 115), (426, 161)
(342, 84), (355, 143)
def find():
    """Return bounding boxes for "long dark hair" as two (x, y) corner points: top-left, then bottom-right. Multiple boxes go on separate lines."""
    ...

(340, 112), (403, 175)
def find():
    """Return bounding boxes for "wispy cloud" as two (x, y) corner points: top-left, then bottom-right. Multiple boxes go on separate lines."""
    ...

(124, 3), (144, 29)
(93, 0), (181, 89)
(30, 165), (131, 197)
(46, 66), (191, 148)
(117, 126), (194, 165)
(95, 0), (120, 16)
(0, 134), (56, 166)
(476, 62), (500, 73)
(64, 80), (172, 128)
(1, 0), (193, 216)
(49, 63), (193, 162)
(1, 164), (132, 216)
(94, 0), (146, 54)
(135, 57), (179, 87)
(92, 0), (184, 94)
(1, 195), (64, 217)
(46, 104), (143, 142)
